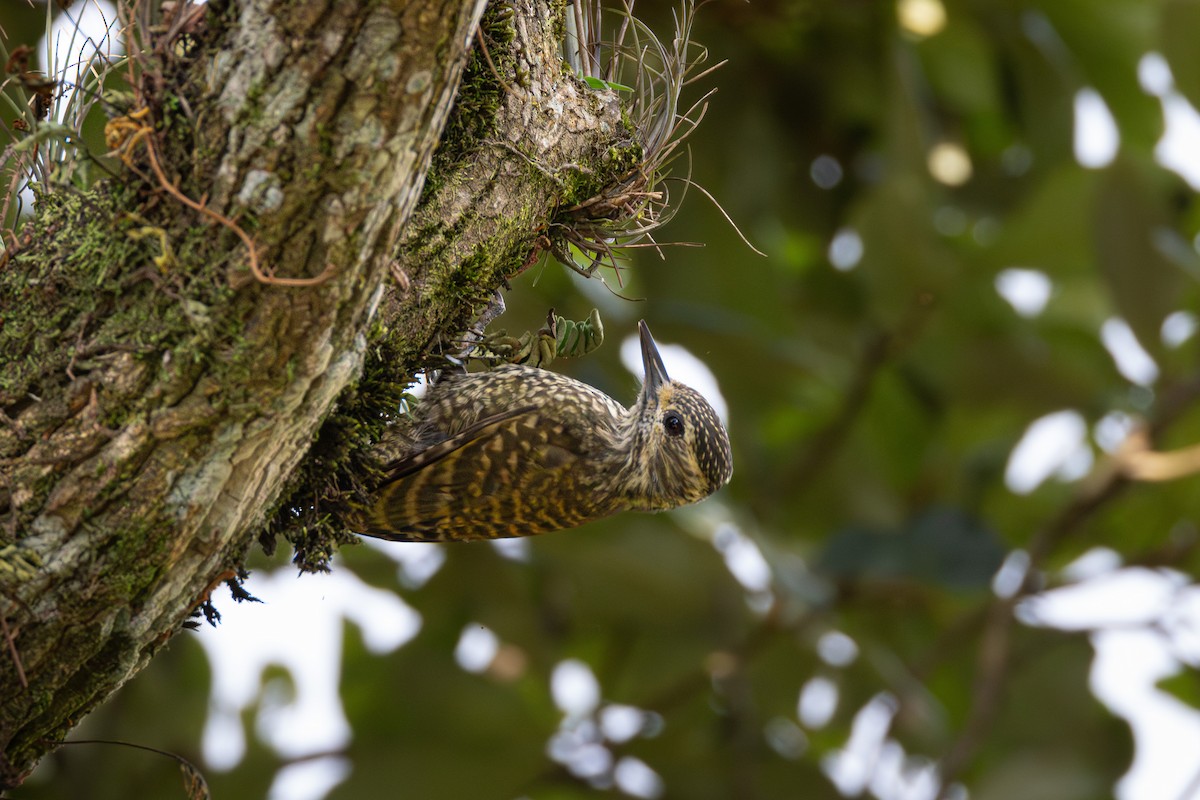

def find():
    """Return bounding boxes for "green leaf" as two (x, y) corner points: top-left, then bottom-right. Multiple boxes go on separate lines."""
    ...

(581, 75), (633, 92)
(1156, 668), (1200, 709)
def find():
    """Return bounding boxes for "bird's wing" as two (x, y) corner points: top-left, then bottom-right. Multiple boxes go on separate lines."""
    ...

(377, 407), (536, 479)
(360, 406), (592, 542)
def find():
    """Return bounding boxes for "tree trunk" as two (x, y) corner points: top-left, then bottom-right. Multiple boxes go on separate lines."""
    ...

(0, 0), (634, 784)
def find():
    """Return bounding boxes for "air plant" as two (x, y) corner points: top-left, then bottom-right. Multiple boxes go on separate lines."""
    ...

(0, 1), (127, 229)
(553, 0), (758, 285)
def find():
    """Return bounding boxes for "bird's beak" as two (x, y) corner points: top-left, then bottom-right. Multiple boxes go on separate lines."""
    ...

(639, 320), (669, 395)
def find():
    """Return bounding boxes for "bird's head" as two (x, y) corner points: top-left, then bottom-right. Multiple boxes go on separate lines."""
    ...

(622, 320), (733, 511)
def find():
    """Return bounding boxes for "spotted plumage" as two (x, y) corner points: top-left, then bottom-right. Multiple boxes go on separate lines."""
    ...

(351, 320), (732, 542)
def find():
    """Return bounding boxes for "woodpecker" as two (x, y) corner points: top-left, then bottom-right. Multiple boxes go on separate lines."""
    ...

(352, 320), (732, 542)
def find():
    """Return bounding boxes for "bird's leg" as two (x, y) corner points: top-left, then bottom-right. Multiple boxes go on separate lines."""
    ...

(470, 308), (606, 368)
(473, 289), (508, 332)
(446, 289), (509, 369)
(469, 308), (556, 368)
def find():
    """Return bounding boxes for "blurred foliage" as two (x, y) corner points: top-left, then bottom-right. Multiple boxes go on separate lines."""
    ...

(8, 0), (1200, 798)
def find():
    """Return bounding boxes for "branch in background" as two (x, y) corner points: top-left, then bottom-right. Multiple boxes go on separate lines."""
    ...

(933, 375), (1200, 795)
(784, 294), (937, 496)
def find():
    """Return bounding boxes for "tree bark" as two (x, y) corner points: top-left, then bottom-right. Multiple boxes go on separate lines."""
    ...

(0, 0), (634, 784)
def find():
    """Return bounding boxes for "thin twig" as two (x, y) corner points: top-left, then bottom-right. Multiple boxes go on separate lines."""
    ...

(573, 0), (592, 76)
(0, 613), (27, 689)
(474, 26), (522, 99)
(55, 738), (210, 799)
(667, 173), (764, 256)
(140, 131), (334, 287)
(934, 601), (1014, 795)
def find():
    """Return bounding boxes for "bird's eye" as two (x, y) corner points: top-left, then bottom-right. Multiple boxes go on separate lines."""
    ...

(663, 411), (685, 437)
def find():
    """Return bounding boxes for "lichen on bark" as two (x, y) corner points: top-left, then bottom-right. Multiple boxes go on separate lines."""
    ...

(0, 0), (650, 786)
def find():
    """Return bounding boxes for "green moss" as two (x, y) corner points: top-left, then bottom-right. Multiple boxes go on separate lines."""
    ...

(422, 3), (517, 203)
(240, 79), (268, 126)
(608, 137), (643, 172)
(0, 186), (130, 401)
(547, 0), (568, 43)
(254, 322), (417, 571)
(314, 122), (335, 157)
(7, 627), (142, 759)
(0, 168), (250, 394)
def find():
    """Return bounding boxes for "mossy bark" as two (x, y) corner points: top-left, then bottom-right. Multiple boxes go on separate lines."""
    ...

(0, 0), (635, 785)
